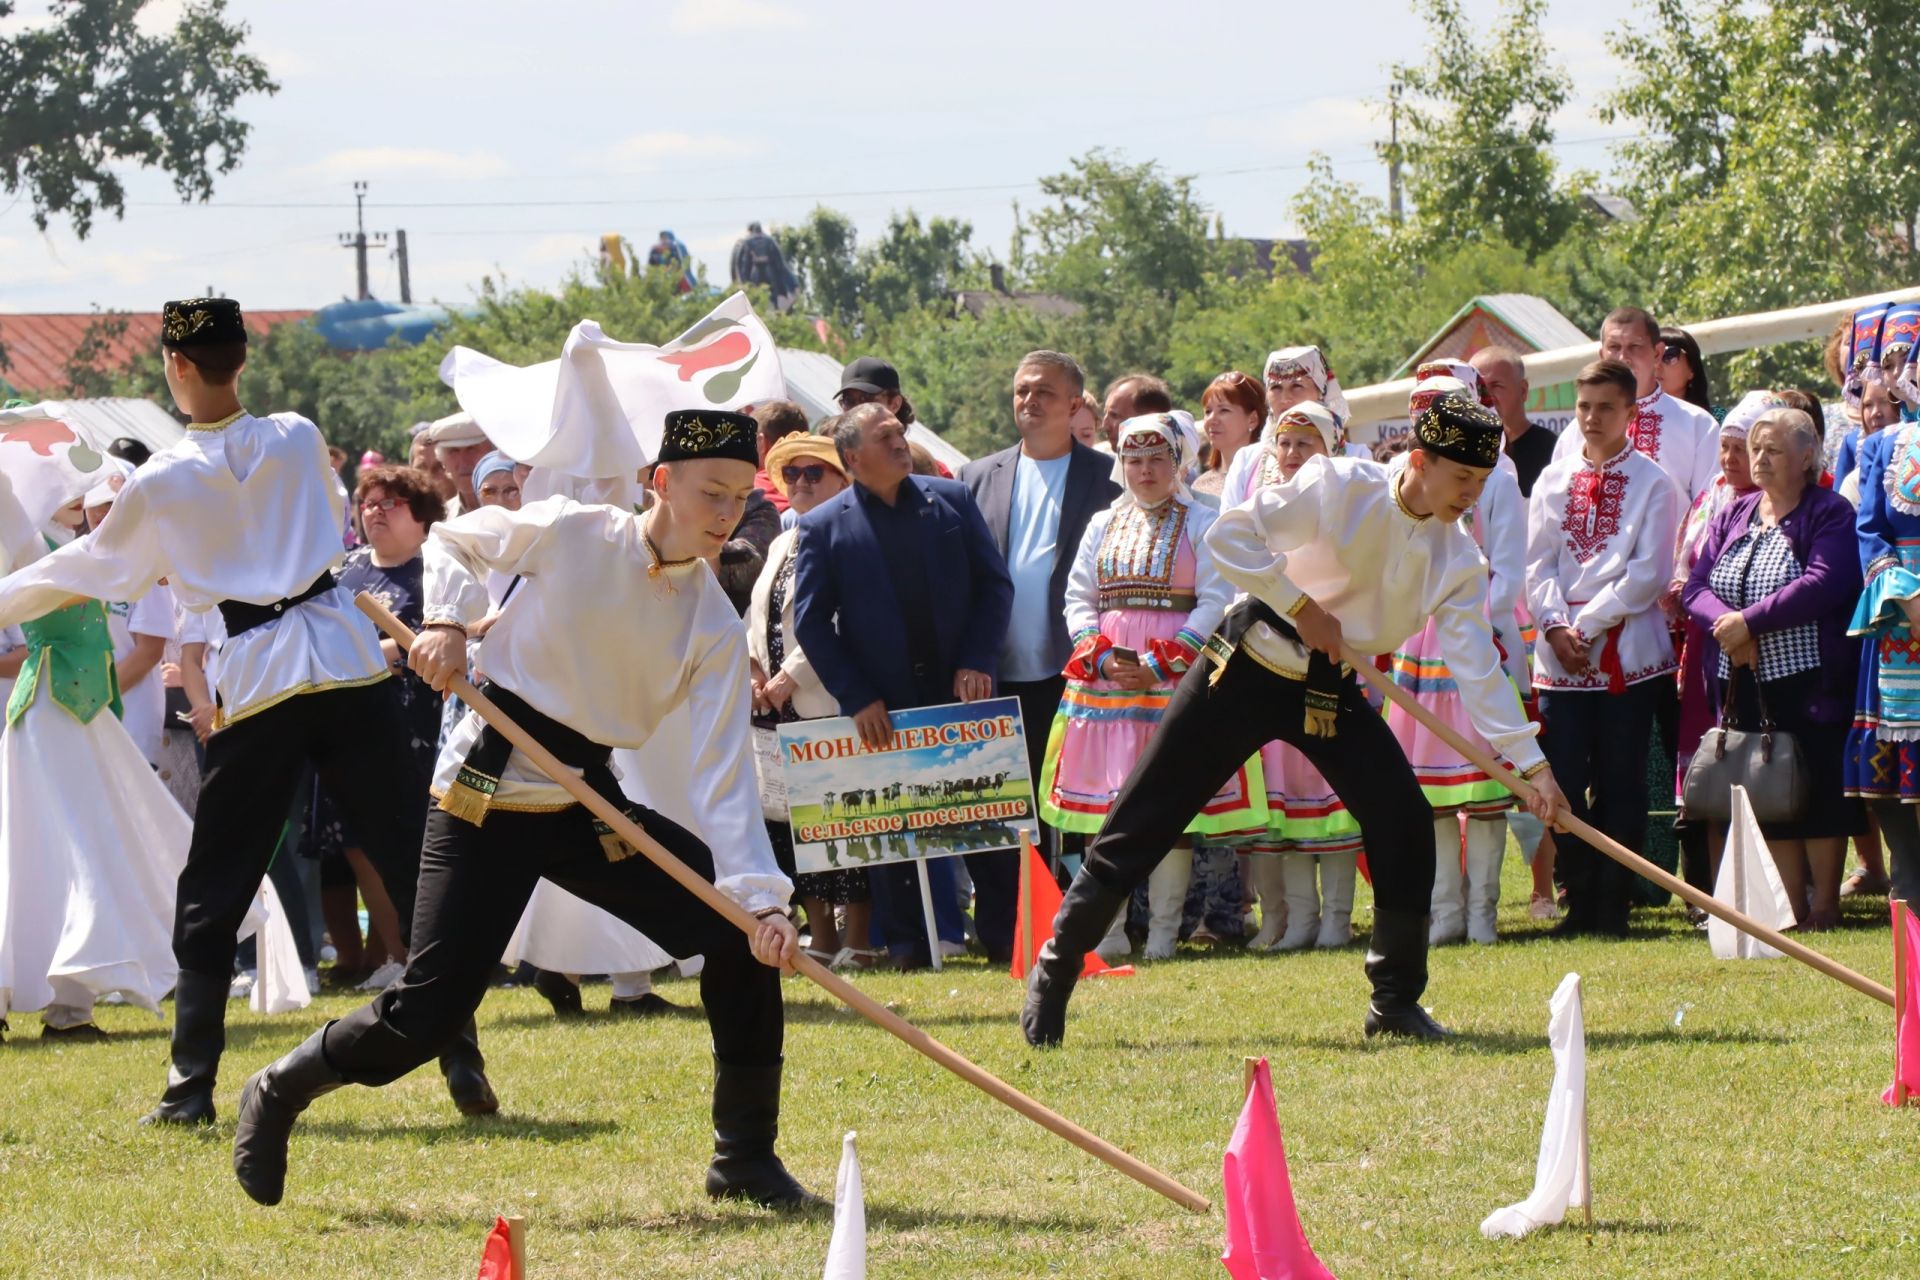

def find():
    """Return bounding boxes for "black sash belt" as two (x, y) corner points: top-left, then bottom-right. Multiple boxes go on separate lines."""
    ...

(217, 571), (337, 637)
(1207, 599), (1347, 738)
(439, 683), (639, 859)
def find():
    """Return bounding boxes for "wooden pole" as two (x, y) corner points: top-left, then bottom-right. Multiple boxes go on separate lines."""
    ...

(359, 595), (1210, 1215)
(1243, 1056), (1259, 1099)
(1571, 977), (1592, 1230)
(1017, 837), (1033, 972)
(1343, 645), (1895, 1008)
(1895, 899), (1911, 1108)
(504, 1215), (527, 1280)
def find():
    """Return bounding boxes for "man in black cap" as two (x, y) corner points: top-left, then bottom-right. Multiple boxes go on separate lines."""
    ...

(836, 356), (916, 424)
(1019, 392), (1567, 1048)
(231, 408), (817, 1211)
(0, 297), (497, 1126)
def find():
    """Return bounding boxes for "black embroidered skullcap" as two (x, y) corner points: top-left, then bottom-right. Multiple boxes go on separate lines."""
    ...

(1411, 391), (1504, 468)
(161, 297), (247, 349)
(658, 409), (759, 467)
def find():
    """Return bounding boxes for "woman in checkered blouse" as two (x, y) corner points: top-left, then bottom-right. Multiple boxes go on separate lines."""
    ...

(1683, 408), (1865, 930)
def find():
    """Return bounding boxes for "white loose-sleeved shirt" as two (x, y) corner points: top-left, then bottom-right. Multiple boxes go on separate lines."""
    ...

(1204, 455), (1543, 772)
(421, 495), (791, 913)
(1526, 440), (1684, 690)
(0, 412), (385, 726)
(106, 582), (177, 765)
(1552, 389), (1719, 504)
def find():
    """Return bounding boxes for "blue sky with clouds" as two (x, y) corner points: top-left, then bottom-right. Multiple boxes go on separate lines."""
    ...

(1, 0), (1630, 315)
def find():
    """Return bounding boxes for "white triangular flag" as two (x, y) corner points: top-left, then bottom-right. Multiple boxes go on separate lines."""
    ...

(249, 879), (311, 1015)
(1481, 973), (1590, 1240)
(822, 1131), (865, 1280)
(1708, 785), (1796, 960)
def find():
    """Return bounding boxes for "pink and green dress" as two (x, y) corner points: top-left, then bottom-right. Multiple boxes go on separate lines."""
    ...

(1039, 496), (1264, 835)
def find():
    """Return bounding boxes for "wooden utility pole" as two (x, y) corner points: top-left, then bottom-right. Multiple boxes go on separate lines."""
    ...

(1388, 84), (1404, 224)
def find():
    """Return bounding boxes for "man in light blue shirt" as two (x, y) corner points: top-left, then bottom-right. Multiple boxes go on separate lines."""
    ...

(961, 351), (1123, 902)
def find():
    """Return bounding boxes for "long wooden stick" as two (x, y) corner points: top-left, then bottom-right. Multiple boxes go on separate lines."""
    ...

(1895, 899), (1911, 1107)
(1344, 645), (1895, 1008)
(358, 594), (1210, 1215)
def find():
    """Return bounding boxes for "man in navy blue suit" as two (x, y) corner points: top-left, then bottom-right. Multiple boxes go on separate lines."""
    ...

(794, 403), (1015, 966)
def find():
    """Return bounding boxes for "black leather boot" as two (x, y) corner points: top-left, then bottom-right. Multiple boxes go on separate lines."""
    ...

(232, 1025), (344, 1206)
(1362, 907), (1453, 1040)
(703, 1057), (822, 1210)
(532, 968), (585, 1018)
(1021, 870), (1128, 1048)
(141, 969), (229, 1126)
(439, 1017), (499, 1116)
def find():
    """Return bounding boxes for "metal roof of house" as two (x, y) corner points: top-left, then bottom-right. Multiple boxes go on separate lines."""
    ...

(1391, 293), (1590, 378)
(0, 309), (311, 396)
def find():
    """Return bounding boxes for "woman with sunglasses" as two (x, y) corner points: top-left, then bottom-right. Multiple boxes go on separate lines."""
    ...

(748, 432), (879, 969)
(1658, 327), (1715, 415)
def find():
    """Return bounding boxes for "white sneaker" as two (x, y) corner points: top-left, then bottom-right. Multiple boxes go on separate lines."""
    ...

(356, 960), (405, 991)
(228, 970), (257, 1000)
(938, 940), (968, 960)
(304, 966), (322, 997)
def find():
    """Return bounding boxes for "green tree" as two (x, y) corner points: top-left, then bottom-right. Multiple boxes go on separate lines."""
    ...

(777, 207), (979, 332)
(1382, 0), (1579, 259)
(0, 0), (277, 236)
(1604, 0), (1920, 386)
(1016, 150), (1213, 305)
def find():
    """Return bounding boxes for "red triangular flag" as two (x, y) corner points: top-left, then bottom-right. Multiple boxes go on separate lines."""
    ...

(1886, 900), (1920, 1106)
(1010, 835), (1132, 980)
(1222, 1059), (1338, 1280)
(476, 1216), (515, 1280)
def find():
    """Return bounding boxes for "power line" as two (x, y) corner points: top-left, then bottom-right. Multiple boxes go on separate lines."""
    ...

(121, 133), (1633, 215)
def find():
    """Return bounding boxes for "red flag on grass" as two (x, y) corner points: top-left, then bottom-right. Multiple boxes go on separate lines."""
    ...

(1010, 835), (1132, 980)
(1886, 900), (1920, 1107)
(1222, 1059), (1337, 1280)
(472, 1220), (518, 1280)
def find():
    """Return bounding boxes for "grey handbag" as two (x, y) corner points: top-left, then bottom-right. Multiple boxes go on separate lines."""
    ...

(1682, 666), (1809, 824)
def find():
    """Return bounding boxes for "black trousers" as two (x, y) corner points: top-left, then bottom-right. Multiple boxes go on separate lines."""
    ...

(1063, 648), (1434, 951)
(1538, 683), (1660, 929)
(323, 803), (783, 1084)
(176, 679), (429, 977)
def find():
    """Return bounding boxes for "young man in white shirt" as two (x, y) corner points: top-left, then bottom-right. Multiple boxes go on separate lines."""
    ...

(1527, 360), (1685, 936)
(0, 299), (495, 1126)
(1021, 394), (1565, 1048)
(231, 410), (815, 1212)
(1552, 306), (1720, 505)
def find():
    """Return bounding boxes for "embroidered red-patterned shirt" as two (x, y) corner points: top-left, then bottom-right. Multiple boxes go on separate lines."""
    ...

(1552, 388), (1720, 504)
(1525, 441), (1685, 690)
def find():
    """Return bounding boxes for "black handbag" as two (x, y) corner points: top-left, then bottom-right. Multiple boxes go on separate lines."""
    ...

(1680, 525), (1811, 825)
(1682, 662), (1811, 824)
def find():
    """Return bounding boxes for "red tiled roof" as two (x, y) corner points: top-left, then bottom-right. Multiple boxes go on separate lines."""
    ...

(0, 310), (312, 395)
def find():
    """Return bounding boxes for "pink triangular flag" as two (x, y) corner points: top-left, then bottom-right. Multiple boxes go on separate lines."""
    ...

(1221, 1058), (1337, 1280)
(1884, 901), (1920, 1106)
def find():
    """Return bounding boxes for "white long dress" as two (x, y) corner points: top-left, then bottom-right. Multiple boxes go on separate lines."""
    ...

(0, 619), (190, 1024)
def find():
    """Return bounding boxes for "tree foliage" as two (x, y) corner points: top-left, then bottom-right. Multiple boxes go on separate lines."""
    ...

(0, 0), (277, 237)
(1383, 0), (1579, 258)
(778, 208), (980, 334)
(1604, 0), (1920, 386)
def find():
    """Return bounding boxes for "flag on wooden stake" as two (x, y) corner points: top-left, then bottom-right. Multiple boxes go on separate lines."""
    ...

(1481, 973), (1591, 1239)
(822, 1131), (866, 1279)
(1010, 835), (1132, 980)
(1221, 1058), (1337, 1280)
(1707, 786), (1795, 960)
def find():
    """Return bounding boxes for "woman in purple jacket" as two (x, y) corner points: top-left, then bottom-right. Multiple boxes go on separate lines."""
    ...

(1683, 407), (1865, 929)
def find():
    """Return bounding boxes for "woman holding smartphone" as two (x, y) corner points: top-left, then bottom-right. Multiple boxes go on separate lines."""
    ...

(1037, 413), (1257, 960)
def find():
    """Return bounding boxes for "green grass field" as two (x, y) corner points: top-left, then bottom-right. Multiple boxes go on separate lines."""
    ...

(7, 855), (1917, 1279)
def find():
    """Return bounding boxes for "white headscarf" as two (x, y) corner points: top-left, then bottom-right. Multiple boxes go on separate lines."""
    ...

(1267, 400), (1343, 457)
(1264, 346), (1350, 424)
(1414, 359), (1491, 407)
(1720, 390), (1787, 440)
(1109, 411), (1198, 507)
